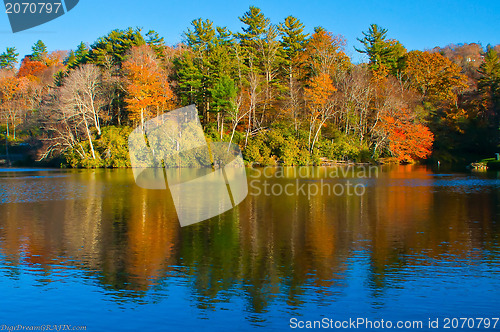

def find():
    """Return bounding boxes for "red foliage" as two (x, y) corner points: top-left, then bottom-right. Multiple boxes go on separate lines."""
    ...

(380, 109), (434, 162)
(17, 56), (47, 79)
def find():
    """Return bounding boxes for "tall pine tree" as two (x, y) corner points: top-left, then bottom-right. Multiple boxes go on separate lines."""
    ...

(31, 40), (47, 62)
(0, 47), (19, 69)
(356, 24), (405, 77)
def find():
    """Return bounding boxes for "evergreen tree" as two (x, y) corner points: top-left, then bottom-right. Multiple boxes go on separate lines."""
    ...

(185, 19), (216, 52)
(237, 6), (275, 74)
(0, 47), (19, 69)
(478, 46), (500, 121)
(64, 50), (76, 66)
(180, 18), (236, 123)
(356, 24), (405, 77)
(237, 6), (282, 137)
(278, 16), (308, 131)
(174, 52), (204, 106)
(278, 16), (308, 63)
(65, 42), (89, 69)
(211, 75), (237, 113)
(31, 40), (48, 61)
(479, 46), (500, 89)
(74, 42), (89, 65)
(87, 28), (145, 68)
(238, 6), (269, 44)
(237, 6), (273, 69)
(146, 30), (166, 58)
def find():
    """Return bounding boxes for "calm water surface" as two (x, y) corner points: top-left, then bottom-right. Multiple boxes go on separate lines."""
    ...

(0, 166), (499, 331)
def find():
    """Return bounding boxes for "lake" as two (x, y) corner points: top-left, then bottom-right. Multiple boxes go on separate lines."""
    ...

(0, 166), (499, 331)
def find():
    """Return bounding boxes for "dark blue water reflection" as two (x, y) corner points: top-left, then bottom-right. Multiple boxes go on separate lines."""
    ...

(0, 166), (499, 331)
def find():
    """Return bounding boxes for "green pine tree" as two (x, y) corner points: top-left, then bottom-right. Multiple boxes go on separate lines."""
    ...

(478, 46), (500, 118)
(356, 24), (406, 76)
(181, 18), (237, 123)
(278, 16), (308, 62)
(174, 52), (204, 106)
(87, 28), (145, 68)
(278, 16), (308, 132)
(146, 30), (166, 58)
(0, 47), (19, 69)
(64, 50), (76, 66)
(237, 6), (273, 69)
(31, 40), (48, 61)
(74, 42), (89, 66)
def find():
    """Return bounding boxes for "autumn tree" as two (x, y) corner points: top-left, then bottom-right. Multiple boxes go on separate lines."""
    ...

(337, 65), (374, 141)
(3, 12), (499, 166)
(304, 72), (337, 153)
(17, 51), (65, 112)
(301, 27), (351, 82)
(0, 75), (29, 139)
(403, 50), (468, 103)
(378, 108), (434, 162)
(436, 43), (483, 82)
(17, 56), (48, 79)
(300, 28), (351, 142)
(123, 45), (175, 128)
(83, 28), (149, 127)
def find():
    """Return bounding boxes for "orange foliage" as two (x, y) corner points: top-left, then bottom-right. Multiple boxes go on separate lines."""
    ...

(371, 63), (390, 83)
(17, 56), (47, 80)
(380, 108), (434, 162)
(0, 76), (18, 102)
(45, 50), (66, 67)
(404, 51), (468, 102)
(0, 75), (29, 105)
(123, 45), (175, 124)
(300, 29), (350, 77)
(304, 72), (337, 112)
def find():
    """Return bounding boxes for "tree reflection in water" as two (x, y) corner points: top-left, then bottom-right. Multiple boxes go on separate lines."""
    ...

(0, 166), (499, 315)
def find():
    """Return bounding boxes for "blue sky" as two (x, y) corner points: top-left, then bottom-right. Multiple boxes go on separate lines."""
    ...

(1, 0), (499, 63)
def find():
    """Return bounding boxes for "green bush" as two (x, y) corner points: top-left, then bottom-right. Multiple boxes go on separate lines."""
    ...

(244, 132), (276, 166)
(64, 141), (103, 168)
(317, 132), (371, 162)
(64, 126), (133, 168)
(60, 122), (375, 168)
(243, 124), (312, 166)
(96, 126), (133, 168)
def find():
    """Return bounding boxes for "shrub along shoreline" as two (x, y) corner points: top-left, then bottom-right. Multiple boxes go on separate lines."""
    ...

(61, 123), (377, 168)
(1, 123), (380, 168)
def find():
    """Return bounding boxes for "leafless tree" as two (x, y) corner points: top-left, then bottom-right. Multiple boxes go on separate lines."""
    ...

(337, 66), (374, 142)
(38, 65), (106, 161)
(59, 64), (106, 159)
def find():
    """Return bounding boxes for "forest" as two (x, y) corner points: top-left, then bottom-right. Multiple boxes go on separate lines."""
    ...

(0, 6), (499, 167)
